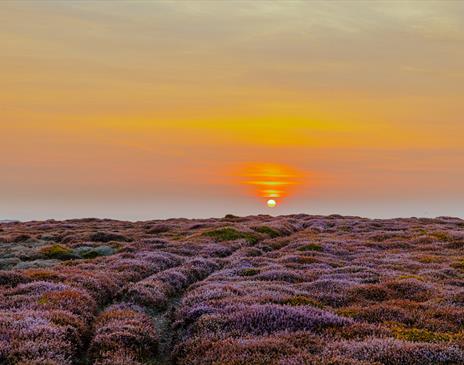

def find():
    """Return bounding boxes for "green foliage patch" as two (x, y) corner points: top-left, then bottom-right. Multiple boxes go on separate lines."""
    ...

(239, 268), (260, 276)
(252, 226), (281, 238)
(297, 243), (323, 252)
(39, 244), (76, 260)
(203, 228), (259, 244)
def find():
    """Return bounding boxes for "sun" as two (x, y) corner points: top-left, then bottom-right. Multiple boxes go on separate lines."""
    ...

(267, 199), (277, 208)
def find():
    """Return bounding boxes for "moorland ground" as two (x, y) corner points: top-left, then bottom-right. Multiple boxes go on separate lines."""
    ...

(1, 214), (464, 364)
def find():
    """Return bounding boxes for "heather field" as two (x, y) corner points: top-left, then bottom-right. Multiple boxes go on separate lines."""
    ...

(1, 215), (464, 364)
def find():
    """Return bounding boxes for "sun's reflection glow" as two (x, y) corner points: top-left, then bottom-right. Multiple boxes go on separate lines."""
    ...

(239, 163), (303, 207)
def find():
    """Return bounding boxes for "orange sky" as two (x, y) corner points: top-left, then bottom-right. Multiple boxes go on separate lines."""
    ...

(1, 1), (463, 220)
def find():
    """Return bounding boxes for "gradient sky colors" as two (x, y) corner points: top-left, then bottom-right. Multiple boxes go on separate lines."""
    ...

(1, 0), (464, 220)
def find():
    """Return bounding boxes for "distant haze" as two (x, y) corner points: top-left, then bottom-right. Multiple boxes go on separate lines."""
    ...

(1, 1), (463, 220)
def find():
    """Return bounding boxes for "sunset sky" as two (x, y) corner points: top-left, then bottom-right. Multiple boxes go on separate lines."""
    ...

(1, 0), (464, 220)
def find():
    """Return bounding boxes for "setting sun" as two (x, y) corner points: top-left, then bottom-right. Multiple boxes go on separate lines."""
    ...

(267, 199), (277, 208)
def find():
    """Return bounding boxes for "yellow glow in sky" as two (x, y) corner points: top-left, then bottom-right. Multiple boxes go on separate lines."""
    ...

(240, 163), (304, 206)
(1, 1), (463, 219)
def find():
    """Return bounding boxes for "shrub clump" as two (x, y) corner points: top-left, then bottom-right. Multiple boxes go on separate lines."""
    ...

(174, 332), (321, 365)
(90, 303), (158, 364)
(298, 244), (323, 252)
(223, 214), (240, 220)
(74, 246), (115, 259)
(0, 270), (30, 287)
(325, 338), (464, 364)
(239, 268), (260, 277)
(202, 228), (259, 244)
(39, 244), (76, 260)
(281, 295), (324, 308)
(417, 256), (444, 264)
(193, 304), (352, 337)
(430, 231), (453, 242)
(255, 270), (306, 283)
(38, 288), (97, 320)
(389, 324), (456, 343)
(385, 278), (433, 302)
(12, 234), (31, 243)
(348, 284), (390, 302)
(146, 224), (171, 234)
(267, 239), (289, 250)
(89, 232), (131, 243)
(252, 226), (281, 238)
(451, 259), (464, 271)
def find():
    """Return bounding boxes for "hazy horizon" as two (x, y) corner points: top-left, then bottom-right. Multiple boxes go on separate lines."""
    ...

(2, 1), (463, 221)
(3, 201), (464, 223)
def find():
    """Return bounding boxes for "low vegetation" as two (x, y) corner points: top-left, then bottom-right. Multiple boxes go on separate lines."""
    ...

(1, 214), (464, 364)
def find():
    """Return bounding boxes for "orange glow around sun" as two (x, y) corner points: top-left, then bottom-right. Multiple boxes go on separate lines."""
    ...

(240, 163), (304, 207)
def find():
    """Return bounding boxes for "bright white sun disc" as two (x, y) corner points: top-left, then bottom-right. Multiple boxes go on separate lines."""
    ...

(267, 199), (277, 208)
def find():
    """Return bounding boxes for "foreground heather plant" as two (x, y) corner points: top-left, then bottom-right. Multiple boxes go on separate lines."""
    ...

(182, 303), (352, 338)
(0, 311), (78, 364)
(90, 303), (158, 364)
(173, 331), (322, 365)
(325, 338), (464, 364)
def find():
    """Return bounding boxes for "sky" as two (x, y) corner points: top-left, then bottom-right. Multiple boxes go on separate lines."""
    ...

(1, 0), (464, 220)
